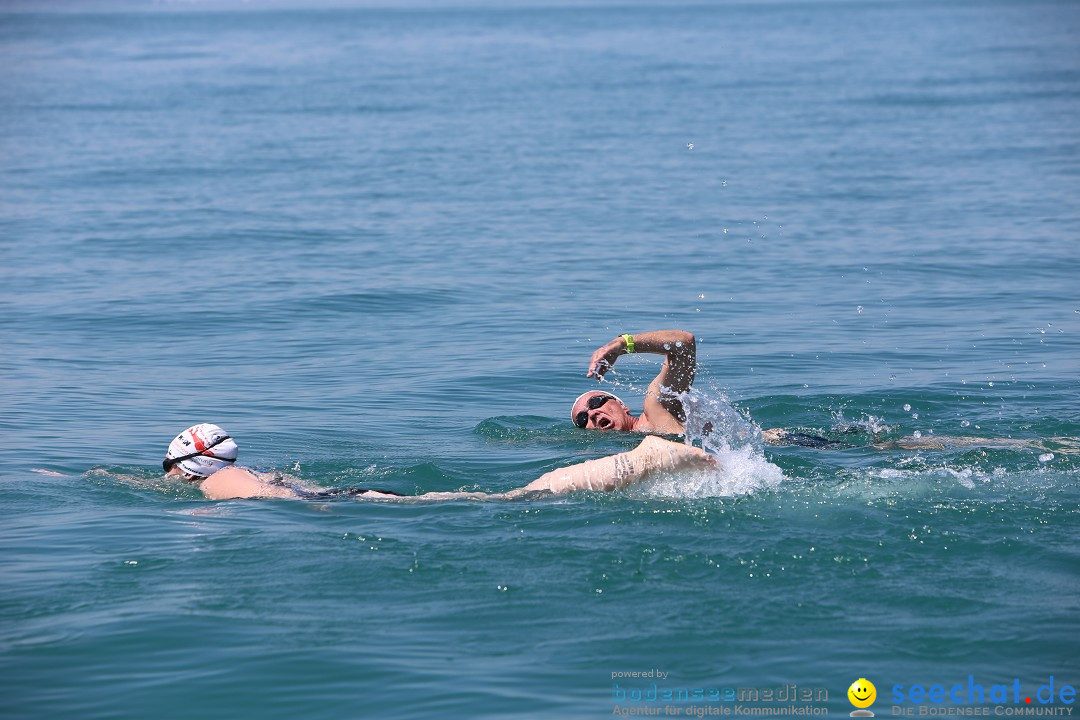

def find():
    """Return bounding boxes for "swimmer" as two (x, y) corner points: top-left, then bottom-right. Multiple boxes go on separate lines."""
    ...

(163, 423), (717, 501)
(567, 331), (1074, 454)
(571, 329), (837, 448)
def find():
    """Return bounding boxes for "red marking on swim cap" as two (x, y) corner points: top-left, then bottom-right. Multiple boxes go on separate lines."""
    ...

(190, 426), (207, 452)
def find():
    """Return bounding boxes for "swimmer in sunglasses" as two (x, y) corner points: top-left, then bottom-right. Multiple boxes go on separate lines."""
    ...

(570, 330), (876, 450)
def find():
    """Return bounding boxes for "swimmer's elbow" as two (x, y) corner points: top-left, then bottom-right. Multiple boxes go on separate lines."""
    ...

(667, 332), (695, 369)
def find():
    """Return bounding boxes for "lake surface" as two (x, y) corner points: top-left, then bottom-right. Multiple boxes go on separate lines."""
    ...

(1, 1), (1078, 718)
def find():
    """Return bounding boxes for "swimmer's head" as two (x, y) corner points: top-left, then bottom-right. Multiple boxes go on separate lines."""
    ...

(163, 423), (238, 479)
(571, 391), (633, 431)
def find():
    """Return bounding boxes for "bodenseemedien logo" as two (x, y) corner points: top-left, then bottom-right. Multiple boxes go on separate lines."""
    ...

(848, 678), (877, 717)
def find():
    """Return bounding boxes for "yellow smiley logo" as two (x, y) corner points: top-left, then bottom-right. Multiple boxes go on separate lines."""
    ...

(848, 678), (877, 709)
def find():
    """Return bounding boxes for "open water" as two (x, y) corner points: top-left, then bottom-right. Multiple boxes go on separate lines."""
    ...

(1, 1), (1078, 718)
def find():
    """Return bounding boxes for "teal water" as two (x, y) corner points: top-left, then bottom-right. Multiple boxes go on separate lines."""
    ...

(2, 1), (1078, 718)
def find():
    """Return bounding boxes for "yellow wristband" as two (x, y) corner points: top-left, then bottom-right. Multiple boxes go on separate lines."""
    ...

(621, 334), (635, 353)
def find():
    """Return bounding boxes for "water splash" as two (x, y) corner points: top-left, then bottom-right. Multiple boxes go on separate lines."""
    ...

(632, 442), (783, 499)
(633, 389), (784, 499)
(831, 408), (892, 435)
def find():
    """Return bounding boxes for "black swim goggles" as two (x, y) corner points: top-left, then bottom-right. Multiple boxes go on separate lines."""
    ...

(163, 434), (234, 472)
(574, 394), (615, 428)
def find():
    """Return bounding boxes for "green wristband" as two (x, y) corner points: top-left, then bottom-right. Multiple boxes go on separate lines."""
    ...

(621, 334), (635, 353)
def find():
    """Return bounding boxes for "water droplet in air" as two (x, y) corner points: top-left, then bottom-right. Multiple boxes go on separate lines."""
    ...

(857, 305), (864, 313)
(961, 420), (970, 427)
(912, 413), (919, 420)
(698, 293), (705, 299)
(675, 341), (683, 348)
(723, 228), (728, 234)
(721, 180), (727, 186)
(988, 381), (994, 387)
(687, 143), (694, 150)
(912, 431), (922, 439)
(1039, 453), (1054, 463)
(903, 404), (911, 412)
(663, 343), (671, 350)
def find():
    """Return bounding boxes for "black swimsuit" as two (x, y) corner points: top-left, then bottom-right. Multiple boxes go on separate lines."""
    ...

(782, 432), (851, 449)
(264, 473), (403, 499)
(298, 487), (404, 499)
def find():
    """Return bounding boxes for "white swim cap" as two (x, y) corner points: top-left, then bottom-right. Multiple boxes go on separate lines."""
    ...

(164, 423), (238, 478)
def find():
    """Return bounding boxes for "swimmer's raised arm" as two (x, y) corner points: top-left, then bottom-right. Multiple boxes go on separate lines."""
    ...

(586, 330), (696, 386)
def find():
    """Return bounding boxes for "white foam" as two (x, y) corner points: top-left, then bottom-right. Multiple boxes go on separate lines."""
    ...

(632, 442), (784, 499)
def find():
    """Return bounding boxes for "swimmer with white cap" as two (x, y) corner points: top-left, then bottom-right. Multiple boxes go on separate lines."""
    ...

(163, 423), (295, 499)
(571, 329), (697, 435)
(164, 424), (716, 501)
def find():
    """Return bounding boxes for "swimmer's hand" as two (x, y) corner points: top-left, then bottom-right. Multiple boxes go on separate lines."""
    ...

(587, 337), (628, 379)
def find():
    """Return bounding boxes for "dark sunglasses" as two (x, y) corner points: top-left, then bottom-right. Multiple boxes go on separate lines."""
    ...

(574, 394), (615, 428)
(163, 434), (234, 473)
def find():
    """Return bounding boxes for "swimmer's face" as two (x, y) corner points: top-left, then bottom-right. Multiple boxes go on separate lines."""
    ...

(572, 392), (632, 431)
(164, 465), (201, 482)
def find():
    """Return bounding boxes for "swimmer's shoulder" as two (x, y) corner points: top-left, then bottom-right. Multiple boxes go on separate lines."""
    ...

(200, 466), (299, 500)
(638, 408), (686, 436)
